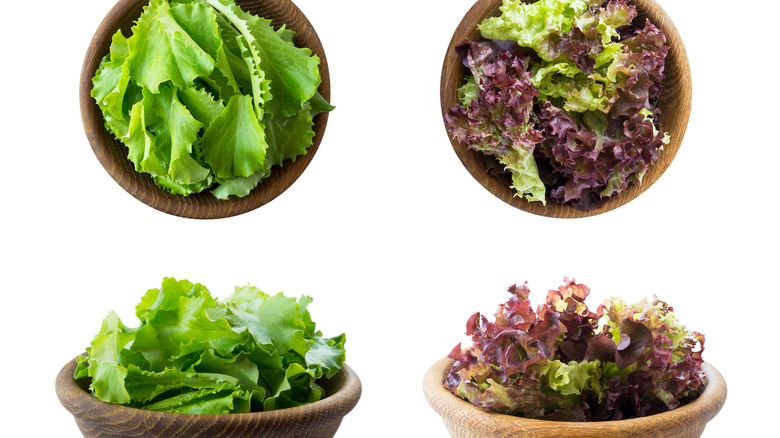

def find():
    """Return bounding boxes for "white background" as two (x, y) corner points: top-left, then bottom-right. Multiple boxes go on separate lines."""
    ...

(1, 0), (777, 436)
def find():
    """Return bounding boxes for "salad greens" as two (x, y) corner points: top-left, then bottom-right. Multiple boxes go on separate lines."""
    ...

(74, 278), (346, 414)
(92, 0), (333, 198)
(446, 279), (705, 421)
(445, 0), (669, 210)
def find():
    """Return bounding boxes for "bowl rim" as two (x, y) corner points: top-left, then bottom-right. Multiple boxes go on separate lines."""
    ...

(440, 0), (692, 219)
(56, 354), (362, 422)
(80, 0), (331, 219)
(423, 356), (726, 433)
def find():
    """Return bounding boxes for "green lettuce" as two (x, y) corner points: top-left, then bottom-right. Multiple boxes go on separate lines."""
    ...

(535, 359), (604, 399)
(480, 0), (638, 114)
(478, 0), (598, 63)
(92, 0), (332, 198)
(74, 278), (346, 414)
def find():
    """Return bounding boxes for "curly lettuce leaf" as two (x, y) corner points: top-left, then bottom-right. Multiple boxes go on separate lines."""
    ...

(144, 86), (211, 184)
(535, 359), (604, 399)
(92, 31), (133, 131)
(205, 0), (270, 122)
(531, 18), (665, 117)
(151, 173), (215, 196)
(210, 166), (271, 200)
(223, 286), (311, 355)
(245, 13), (322, 118)
(603, 19), (668, 116)
(498, 147), (546, 204)
(126, 0), (216, 93)
(478, 0), (593, 56)
(597, 0), (637, 44)
(169, 1), (242, 96)
(82, 311), (134, 404)
(445, 40), (546, 203)
(535, 97), (666, 210)
(306, 333), (347, 379)
(141, 386), (252, 414)
(200, 94), (268, 178)
(308, 91), (336, 115)
(262, 362), (321, 411)
(480, 0), (653, 118)
(531, 61), (613, 113)
(177, 86), (226, 128)
(263, 101), (316, 168)
(479, 0), (601, 71)
(132, 278), (248, 361)
(124, 364), (242, 404)
(125, 100), (158, 174)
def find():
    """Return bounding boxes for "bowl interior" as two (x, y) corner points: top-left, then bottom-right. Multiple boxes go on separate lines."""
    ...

(81, 0), (330, 219)
(440, 0), (691, 219)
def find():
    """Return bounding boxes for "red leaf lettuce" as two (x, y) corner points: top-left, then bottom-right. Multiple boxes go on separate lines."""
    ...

(445, 0), (670, 210)
(446, 279), (705, 421)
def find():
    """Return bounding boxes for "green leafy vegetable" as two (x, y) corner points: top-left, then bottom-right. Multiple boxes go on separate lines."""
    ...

(479, 0), (597, 65)
(92, 0), (332, 198)
(75, 278), (346, 414)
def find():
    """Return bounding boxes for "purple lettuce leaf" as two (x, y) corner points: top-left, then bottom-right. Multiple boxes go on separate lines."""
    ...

(606, 19), (669, 116)
(446, 40), (542, 157)
(445, 40), (546, 203)
(535, 101), (667, 210)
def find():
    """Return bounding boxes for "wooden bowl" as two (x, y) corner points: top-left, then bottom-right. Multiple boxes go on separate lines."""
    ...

(423, 357), (726, 438)
(81, 0), (330, 219)
(56, 356), (361, 438)
(441, 0), (691, 218)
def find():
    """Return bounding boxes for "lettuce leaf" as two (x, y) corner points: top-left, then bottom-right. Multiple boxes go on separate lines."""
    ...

(126, 0), (216, 94)
(233, 8), (321, 118)
(446, 278), (705, 421)
(445, 40), (546, 203)
(200, 94), (268, 179)
(75, 278), (346, 414)
(480, 0), (605, 72)
(536, 99), (668, 209)
(91, 0), (332, 198)
(92, 31), (134, 130)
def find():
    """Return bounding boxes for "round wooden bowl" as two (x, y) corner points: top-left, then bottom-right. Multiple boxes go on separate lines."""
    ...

(441, 0), (691, 218)
(423, 357), (726, 438)
(81, 0), (330, 219)
(56, 357), (361, 438)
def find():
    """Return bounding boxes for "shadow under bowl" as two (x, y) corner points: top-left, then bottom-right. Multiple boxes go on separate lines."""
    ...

(423, 357), (726, 438)
(440, 0), (691, 218)
(56, 356), (361, 438)
(81, 0), (330, 219)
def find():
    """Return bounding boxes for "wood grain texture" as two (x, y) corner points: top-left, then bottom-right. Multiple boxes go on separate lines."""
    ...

(56, 356), (361, 438)
(440, 0), (692, 218)
(423, 357), (726, 438)
(81, 0), (330, 219)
